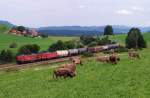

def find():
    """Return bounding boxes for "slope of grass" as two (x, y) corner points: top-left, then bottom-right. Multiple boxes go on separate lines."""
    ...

(0, 48), (150, 98)
(0, 33), (149, 98)
(0, 32), (149, 53)
(0, 33), (76, 53)
(0, 24), (11, 34)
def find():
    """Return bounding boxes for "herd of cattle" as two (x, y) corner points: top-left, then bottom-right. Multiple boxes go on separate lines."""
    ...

(53, 49), (140, 79)
(16, 44), (120, 64)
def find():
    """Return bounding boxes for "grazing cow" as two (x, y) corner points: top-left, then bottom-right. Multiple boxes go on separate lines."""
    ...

(109, 55), (117, 64)
(97, 53), (120, 64)
(69, 57), (83, 65)
(53, 68), (75, 79)
(96, 56), (110, 63)
(56, 59), (76, 77)
(109, 52), (120, 64)
(59, 61), (76, 72)
(128, 50), (140, 59)
(59, 63), (71, 69)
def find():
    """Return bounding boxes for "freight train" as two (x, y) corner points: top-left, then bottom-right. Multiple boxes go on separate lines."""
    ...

(16, 43), (120, 64)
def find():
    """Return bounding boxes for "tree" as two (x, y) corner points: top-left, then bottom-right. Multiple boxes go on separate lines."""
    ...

(126, 28), (147, 49)
(88, 42), (98, 47)
(64, 41), (76, 49)
(104, 25), (114, 35)
(96, 36), (113, 45)
(18, 44), (40, 55)
(16, 26), (26, 32)
(31, 44), (40, 53)
(18, 46), (31, 55)
(9, 42), (17, 48)
(40, 33), (48, 38)
(0, 50), (13, 63)
(48, 40), (67, 52)
(80, 35), (95, 45)
(76, 42), (84, 48)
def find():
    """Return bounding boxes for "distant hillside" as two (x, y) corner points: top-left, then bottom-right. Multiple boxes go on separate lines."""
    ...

(0, 20), (15, 27)
(37, 26), (150, 36)
(0, 20), (150, 36)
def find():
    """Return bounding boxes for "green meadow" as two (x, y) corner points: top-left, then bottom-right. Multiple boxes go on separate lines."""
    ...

(0, 33), (76, 53)
(0, 33), (150, 98)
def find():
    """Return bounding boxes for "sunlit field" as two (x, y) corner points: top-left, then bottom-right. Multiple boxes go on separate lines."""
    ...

(0, 33), (76, 53)
(0, 33), (150, 98)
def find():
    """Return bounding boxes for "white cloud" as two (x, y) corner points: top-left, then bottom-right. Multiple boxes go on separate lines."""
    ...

(146, 21), (150, 25)
(131, 6), (144, 11)
(79, 5), (87, 9)
(115, 9), (132, 15)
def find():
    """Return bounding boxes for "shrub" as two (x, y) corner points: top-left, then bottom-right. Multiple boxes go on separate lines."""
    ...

(48, 40), (67, 52)
(88, 42), (98, 47)
(64, 41), (76, 49)
(31, 44), (40, 53)
(114, 46), (128, 53)
(63, 40), (84, 49)
(80, 35), (96, 45)
(97, 36), (112, 45)
(103, 50), (111, 54)
(82, 51), (94, 57)
(76, 42), (84, 48)
(9, 43), (17, 48)
(0, 49), (13, 64)
(18, 44), (40, 55)
(40, 33), (48, 38)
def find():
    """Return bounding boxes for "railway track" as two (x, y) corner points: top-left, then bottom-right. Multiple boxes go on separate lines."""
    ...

(0, 56), (79, 70)
(0, 53), (126, 71)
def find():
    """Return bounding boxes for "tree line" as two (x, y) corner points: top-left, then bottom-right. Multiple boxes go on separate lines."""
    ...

(0, 26), (147, 64)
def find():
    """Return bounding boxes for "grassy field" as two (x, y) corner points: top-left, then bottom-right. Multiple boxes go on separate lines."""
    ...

(0, 33), (76, 53)
(0, 33), (150, 98)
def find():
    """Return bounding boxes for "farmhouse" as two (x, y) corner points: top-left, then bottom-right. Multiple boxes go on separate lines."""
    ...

(9, 28), (39, 37)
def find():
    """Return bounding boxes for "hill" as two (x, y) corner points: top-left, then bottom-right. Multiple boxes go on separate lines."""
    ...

(0, 20), (150, 36)
(0, 20), (14, 27)
(0, 33), (149, 98)
(0, 20), (15, 34)
(0, 25), (11, 34)
(0, 33), (76, 53)
(37, 26), (150, 36)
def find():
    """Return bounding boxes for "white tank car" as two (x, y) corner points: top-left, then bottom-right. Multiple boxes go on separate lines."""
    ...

(56, 50), (69, 57)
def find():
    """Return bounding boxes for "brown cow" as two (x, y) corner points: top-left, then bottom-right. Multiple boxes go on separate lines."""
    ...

(70, 57), (83, 65)
(128, 50), (140, 59)
(109, 55), (117, 64)
(59, 63), (71, 69)
(109, 53), (120, 64)
(58, 60), (77, 74)
(53, 68), (76, 79)
(96, 56), (110, 63)
(97, 53), (120, 64)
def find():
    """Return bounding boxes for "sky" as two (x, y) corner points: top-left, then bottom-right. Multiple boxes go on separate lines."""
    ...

(0, 0), (150, 27)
